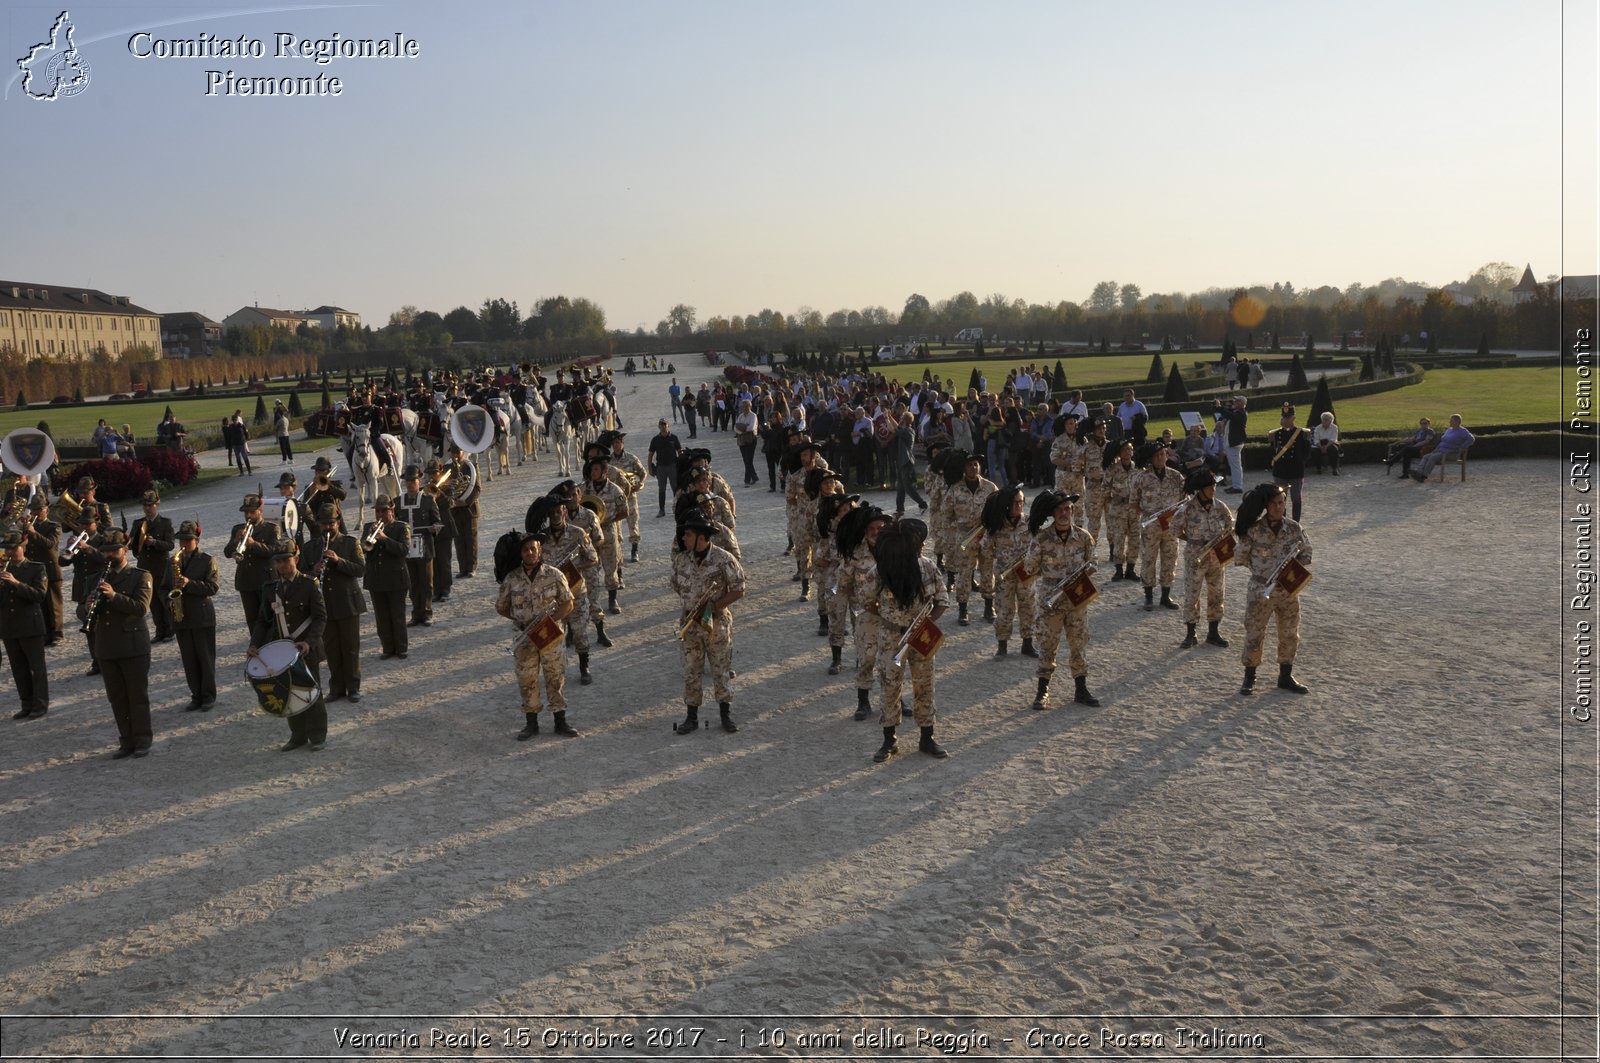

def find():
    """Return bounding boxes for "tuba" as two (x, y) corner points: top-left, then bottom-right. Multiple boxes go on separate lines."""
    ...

(55, 490), (83, 530)
(581, 492), (607, 525)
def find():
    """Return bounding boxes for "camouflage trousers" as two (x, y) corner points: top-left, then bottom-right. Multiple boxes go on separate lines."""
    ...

(598, 529), (622, 591)
(513, 638), (566, 714)
(583, 564), (605, 617)
(790, 522), (816, 579)
(853, 607), (880, 689)
(950, 539), (994, 605)
(825, 569), (851, 648)
(1036, 603), (1089, 680)
(877, 623), (935, 727)
(1140, 526), (1178, 588)
(994, 573), (1036, 641)
(681, 618), (733, 705)
(1183, 551), (1226, 624)
(1082, 482), (1110, 543)
(625, 492), (641, 545)
(815, 558), (836, 624)
(567, 588), (592, 652)
(1108, 504), (1140, 566)
(1243, 589), (1300, 668)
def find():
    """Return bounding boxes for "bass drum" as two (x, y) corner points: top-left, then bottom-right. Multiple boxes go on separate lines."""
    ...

(245, 639), (321, 717)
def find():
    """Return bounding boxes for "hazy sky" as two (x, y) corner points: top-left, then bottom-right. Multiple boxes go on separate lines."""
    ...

(2, 0), (1593, 332)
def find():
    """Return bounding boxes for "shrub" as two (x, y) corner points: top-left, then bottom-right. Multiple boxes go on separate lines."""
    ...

(1053, 361), (1067, 392)
(1287, 353), (1309, 389)
(142, 447), (200, 488)
(1359, 353), (1375, 382)
(289, 390), (304, 416)
(1163, 364), (1189, 402)
(1478, 332), (1491, 356)
(52, 457), (152, 502)
(15, 390), (26, 408)
(1146, 353), (1165, 384)
(320, 383), (332, 410)
(967, 368), (981, 393)
(73, 386), (84, 402)
(1309, 376), (1335, 425)
(35, 420), (50, 436)
(253, 395), (268, 424)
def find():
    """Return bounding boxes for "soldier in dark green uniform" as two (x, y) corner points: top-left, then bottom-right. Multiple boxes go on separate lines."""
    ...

(170, 520), (220, 711)
(446, 443), (481, 578)
(224, 494), (280, 633)
(21, 494), (63, 643)
(250, 540), (329, 751)
(130, 489), (177, 641)
(1, 529), (50, 719)
(310, 504), (366, 703)
(397, 465), (441, 626)
(361, 495), (411, 659)
(90, 529), (154, 758)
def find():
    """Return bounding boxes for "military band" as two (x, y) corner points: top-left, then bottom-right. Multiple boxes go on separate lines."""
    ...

(249, 539), (329, 750)
(21, 494), (64, 642)
(312, 504), (366, 704)
(225, 494), (280, 628)
(497, 529), (577, 739)
(397, 465), (441, 627)
(170, 520), (220, 711)
(864, 518), (949, 762)
(91, 529), (155, 758)
(943, 453), (996, 626)
(670, 509), (746, 736)
(1025, 491), (1100, 711)
(1235, 483), (1311, 696)
(130, 489), (177, 641)
(362, 495), (411, 660)
(1134, 443), (1184, 611)
(1170, 471), (1234, 650)
(1, 530), (50, 720)
(982, 485), (1037, 659)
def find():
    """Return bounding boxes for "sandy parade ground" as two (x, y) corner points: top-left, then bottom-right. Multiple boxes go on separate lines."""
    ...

(0, 357), (1592, 1061)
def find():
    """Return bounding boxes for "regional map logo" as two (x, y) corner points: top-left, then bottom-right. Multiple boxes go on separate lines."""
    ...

(17, 11), (91, 100)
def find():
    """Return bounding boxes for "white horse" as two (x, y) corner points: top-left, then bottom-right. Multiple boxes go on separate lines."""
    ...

(546, 401), (575, 477)
(512, 393), (546, 466)
(343, 422), (403, 525)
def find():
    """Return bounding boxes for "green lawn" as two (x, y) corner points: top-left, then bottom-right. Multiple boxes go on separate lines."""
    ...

(0, 395), (307, 443)
(876, 354), (1229, 394)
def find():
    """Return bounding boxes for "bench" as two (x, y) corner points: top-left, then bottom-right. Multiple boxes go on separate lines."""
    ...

(1433, 447), (1469, 482)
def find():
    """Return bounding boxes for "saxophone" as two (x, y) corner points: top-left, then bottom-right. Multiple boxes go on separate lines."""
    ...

(169, 550), (186, 624)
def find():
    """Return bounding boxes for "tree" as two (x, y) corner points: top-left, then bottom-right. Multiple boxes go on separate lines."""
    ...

(479, 298), (520, 341)
(1309, 376), (1335, 425)
(288, 390), (304, 416)
(253, 395), (268, 424)
(1119, 283), (1142, 311)
(1359, 352), (1375, 382)
(1287, 353), (1308, 389)
(664, 303), (697, 337)
(14, 390), (25, 408)
(1478, 331), (1491, 356)
(1305, 333), (1315, 352)
(967, 367), (981, 393)
(901, 293), (931, 328)
(320, 382), (332, 410)
(1088, 281), (1119, 313)
(1146, 352), (1164, 384)
(1053, 361), (1067, 393)
(443, 306), (482, 342)
(163, 405), (173, 421)
(73, 386), (83, 402)
(1099, 336), (1109, 354)
(1163, 364), (1188, 402)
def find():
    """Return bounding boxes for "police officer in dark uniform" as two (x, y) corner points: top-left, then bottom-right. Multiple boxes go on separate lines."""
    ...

(130, 489), (177, 641)
(21, 494), (64, 643)
(361, 495), (411, 659)
(249, 540), (329, 751)
(310, 504), (366, 703)
(89, 529), (154, 758)
(170, 520), (219, 712)
(1, 529), (50, 719)
(224, 494), (280, 630)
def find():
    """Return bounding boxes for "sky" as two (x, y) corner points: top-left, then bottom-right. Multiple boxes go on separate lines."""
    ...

(1, 0), (1594, 333)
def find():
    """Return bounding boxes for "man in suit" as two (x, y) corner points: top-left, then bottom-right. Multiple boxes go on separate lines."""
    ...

(1, 529), (50, 719)
(361, 495), (411, 660)
(249, 540), (329, 751)
(445, 443), (480, 578)
(130, 489), (177, 642)
(396, 465), (441, 627)
(224, 494), (280, 630)
(310, 504), (366, 703)
(170, 520), (220, 712)
(21, 494), (64, 643)
(89, 529), (154, 758)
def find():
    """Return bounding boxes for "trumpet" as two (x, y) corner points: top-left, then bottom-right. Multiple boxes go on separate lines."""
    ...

(1140, 497), (1190, 530)
(677, 580), (723, 640)
(364, 521), (383, 547)
(1190, 527), (1236, 570)
(232, 520), (254, 560)
(1042, 560), (1097, 611)
(168, 551), (186, 623)
(1259, 536), (1309, 600)
(425, 466), (453, 494)
(509, 612), (551, 655)
(59, 528), (90, 562)
(958, 524), (985, 553)
(892, 595), (938, 667)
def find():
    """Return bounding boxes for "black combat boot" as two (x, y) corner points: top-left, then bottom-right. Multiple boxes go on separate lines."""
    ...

(608, 590), (621, 615)
(674, 705), (700, 735)
(1144, 586), (1155, 612)
(982, 597), (995, 622)
(719, 702), (738, 733)
(1240, 666), (1257, 696)
(1181, 623), (1198, 648)
(854, 688), (872, 721)
(552, 711), (579, 736)
(800, 578), (810, 602)
(578, 652), (592, 685)
(1206, 621), (1230, 648)
(873, 726), (898, 762)
(1074, 675), (1100, 707)
(829, 645), (843, 675)
(594, 619), (614, 648)
(1031, 677), (1050, 711)
(1277, 662), (1308, 694)
(945, 569), (955, 591)
(1124, 564), (1137, 582)
(1020, 637), (1038, 657)
(958, 602), (970, 626)
(630, 542), (639, 562)
(1111, 564), (1125, 582)
(516, 713), (539, 740)
(1160, 586), (1178, 610)
(817, 614), (829, 637)
(918, 725), (948, 759)
(995, 640), (1008, 658)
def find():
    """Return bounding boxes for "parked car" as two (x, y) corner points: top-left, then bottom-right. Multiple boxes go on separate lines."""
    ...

(109, 393), (132, 401)
(49, 395), (72, 405)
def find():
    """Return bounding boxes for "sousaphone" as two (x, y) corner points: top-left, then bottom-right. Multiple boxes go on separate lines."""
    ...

(1, 427), (57, 480)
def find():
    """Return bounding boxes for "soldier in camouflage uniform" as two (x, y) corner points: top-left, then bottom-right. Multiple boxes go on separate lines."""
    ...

(1133, 443), (1184, 611)
(675, 489), (740, 559)
(551, 479), (608, 634)
(942, 454), (996, 625)
(865, 519), (949, 762)
(815, 487), (854, 673)
(921, 436), (952, 575)
(1170, 470), (1234, 650)
(784, 441), (828, 596)
(583, 456), (628, 614)
(1049, 414), (1084, 518)
(530, 495), (600, 678)
(1077, 418), (1112, 548)
(1234, 483), (1312, 696)
(981, 485), (1037, 658)
(497, 530), (577, 739)
(607, 431), (648, 562)
(670, 510), (747, 736)
(808, 470), (846, 637)
(1103, 441), (1140, 580)
(834, 504), (889, 721)
(1025, 491), (1100, 710)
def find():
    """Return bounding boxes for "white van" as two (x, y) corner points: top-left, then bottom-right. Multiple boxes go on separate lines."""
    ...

(954, 327), (983, 342)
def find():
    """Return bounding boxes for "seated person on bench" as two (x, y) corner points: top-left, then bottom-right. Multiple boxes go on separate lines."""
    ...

(1386, 417), (1438, 477)
(1411, 415), (1474, 481)
(1311, 412), (1342, 474)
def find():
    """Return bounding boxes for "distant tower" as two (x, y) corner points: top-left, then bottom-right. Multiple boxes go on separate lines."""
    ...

(1511, 264), (1541, 306)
